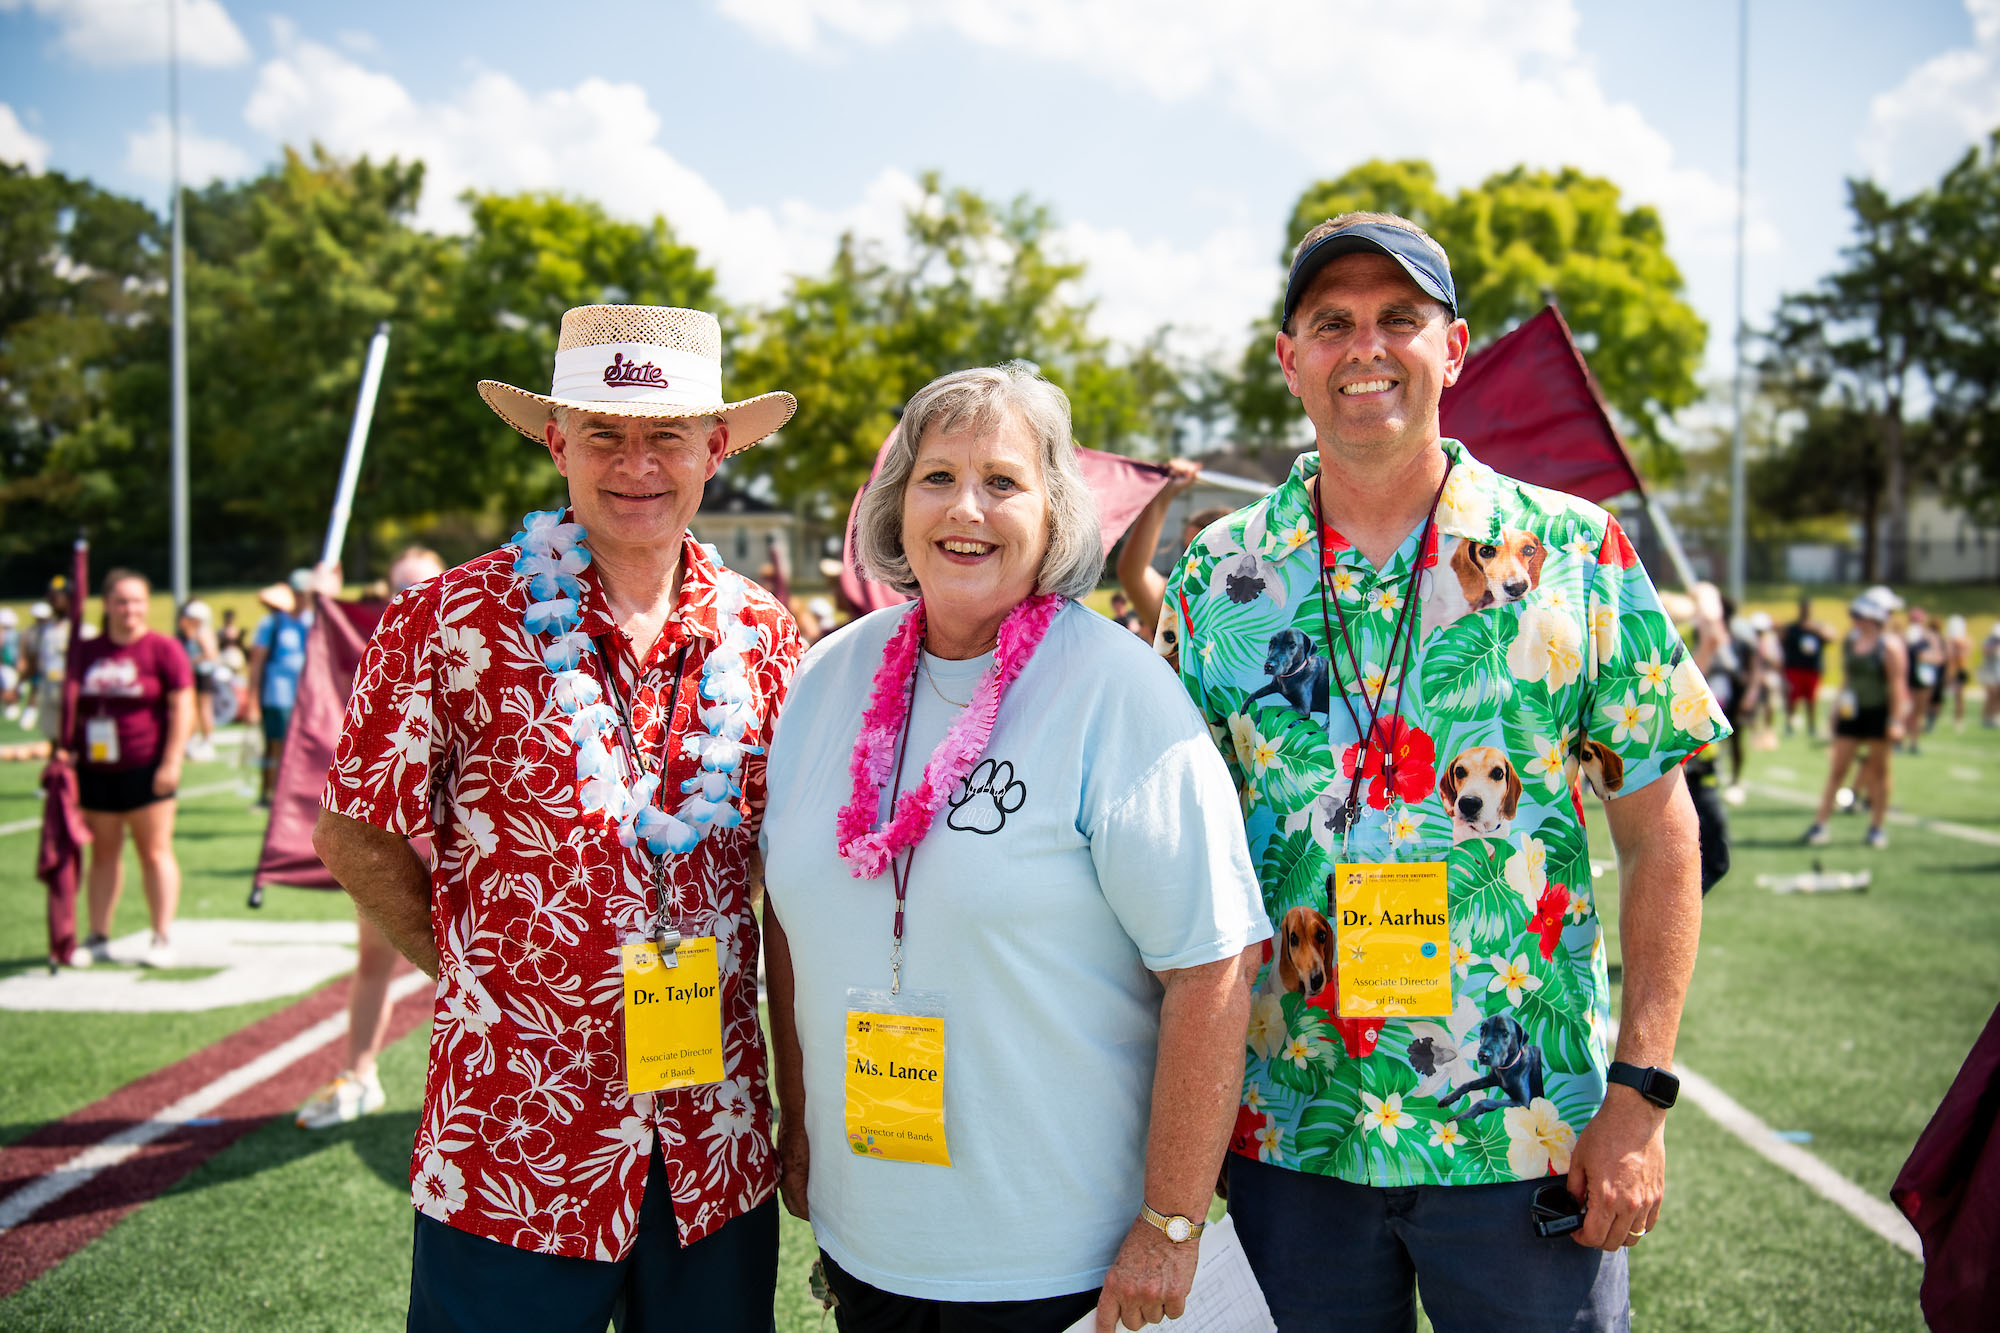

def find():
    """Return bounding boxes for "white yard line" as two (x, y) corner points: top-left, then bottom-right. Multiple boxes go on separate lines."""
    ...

(0, 780), (245, 838)
(0, 971), (431, 1235)
(1607, 1021), (1921, 1260)
(1747, 780), (2000, 849)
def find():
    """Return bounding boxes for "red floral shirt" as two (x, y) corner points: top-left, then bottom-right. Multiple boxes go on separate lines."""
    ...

(324, 533), (802, 1259)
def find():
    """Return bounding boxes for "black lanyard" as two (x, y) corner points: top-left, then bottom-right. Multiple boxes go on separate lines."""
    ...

(596, 636), (692, 947)
(1311, 461), (1454, 835)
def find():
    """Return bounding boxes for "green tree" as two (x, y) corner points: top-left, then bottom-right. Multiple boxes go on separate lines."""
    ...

(733, 173), (1187, 515)
(1759, 133), (2000, 579)
(1231, 159), (1707, 470)
(0, 163), (167, 587)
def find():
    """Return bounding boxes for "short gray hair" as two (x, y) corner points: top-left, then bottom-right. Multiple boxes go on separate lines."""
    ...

(549, 405), (721, 437)
(855, 363), (1102, 601)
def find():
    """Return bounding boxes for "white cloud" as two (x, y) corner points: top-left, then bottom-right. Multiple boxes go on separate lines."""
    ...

(1859, 0), (2000, 194)
(0, 103), (51, 171)
(0, 0), (251, 67)
(716, 0), (1778, 320)
(1056, 219), (1272, 359)
(240, 30), (923, 309)
(123, 113), (253, 184)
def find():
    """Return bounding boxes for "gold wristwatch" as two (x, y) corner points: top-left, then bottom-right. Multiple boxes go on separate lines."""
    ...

(1139, 1202), (1205, 1244)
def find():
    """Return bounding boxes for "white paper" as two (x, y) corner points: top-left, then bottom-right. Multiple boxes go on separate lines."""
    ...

(1064, 1213), (1276, 1333)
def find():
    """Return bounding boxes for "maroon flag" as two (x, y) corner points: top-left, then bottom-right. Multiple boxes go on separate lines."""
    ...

(36, 536), (89, 965)
(252, 594), (386, 890)
(1438, 304), (1646, 503)
(1892, 1002), (2000, 1332)
(839, 428), (1178, 613)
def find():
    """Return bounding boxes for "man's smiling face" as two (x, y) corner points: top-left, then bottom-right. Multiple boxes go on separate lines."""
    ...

(1276, 250), (1468, 459)
(545, 411), (728, 561)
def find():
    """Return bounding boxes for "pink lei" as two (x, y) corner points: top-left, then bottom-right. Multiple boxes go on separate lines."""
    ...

(835, 594), (1064, 878)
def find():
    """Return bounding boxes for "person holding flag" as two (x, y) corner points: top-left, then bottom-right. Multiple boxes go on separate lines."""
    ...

(1158, 212), (1722, 1330)
(313, 305), (802, 1330)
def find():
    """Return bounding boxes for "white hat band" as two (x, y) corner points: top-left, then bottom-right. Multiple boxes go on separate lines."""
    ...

(551, 342), (723, 406)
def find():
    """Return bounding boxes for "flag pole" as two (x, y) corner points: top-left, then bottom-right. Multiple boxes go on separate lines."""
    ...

(1727, 0), (1750, 603)
(168, 0), (190, 607)
(321, 322), (392, 568)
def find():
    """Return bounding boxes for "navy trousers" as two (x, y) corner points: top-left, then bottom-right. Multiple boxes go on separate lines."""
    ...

(1228, 1155), (1628, 1333)
(408, 1150), (778, 1333)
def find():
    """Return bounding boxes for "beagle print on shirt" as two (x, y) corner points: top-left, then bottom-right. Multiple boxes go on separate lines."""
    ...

(1164, 440), (1729, 1190)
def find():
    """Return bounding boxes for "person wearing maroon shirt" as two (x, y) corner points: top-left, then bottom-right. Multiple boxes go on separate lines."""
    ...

(313, 305), (800, 1332)
(67, 569), (194, 970)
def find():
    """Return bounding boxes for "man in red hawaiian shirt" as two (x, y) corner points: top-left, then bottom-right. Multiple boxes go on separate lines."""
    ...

(314, 305), (802, 1331)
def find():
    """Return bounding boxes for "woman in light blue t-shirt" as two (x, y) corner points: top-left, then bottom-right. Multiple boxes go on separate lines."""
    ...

(760, 364), (1269, 1333)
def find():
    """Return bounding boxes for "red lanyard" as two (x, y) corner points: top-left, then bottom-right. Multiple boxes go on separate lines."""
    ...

(1311, 462), (1453, 833)
(883, 660), (924, 994)
(596, 636), (692, 947)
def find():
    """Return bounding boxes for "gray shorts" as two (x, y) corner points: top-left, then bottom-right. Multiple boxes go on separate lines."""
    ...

(1228, 1154), (1629, 1332)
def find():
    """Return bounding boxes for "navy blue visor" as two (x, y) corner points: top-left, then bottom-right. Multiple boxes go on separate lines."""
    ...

(1282, 220), (1457, 330)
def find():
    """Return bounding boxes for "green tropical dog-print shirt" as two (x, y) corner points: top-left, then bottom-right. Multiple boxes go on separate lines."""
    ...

(1161, 440), (1727, 1189)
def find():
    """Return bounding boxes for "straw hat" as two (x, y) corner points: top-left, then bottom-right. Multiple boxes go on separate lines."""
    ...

(257, 583), (298, 615)
(478, 305), (796, 455)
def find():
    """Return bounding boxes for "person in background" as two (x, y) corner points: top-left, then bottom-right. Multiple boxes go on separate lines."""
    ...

(1116, 456), (1224, 636)
(1780, 597), (1835, 737)
(1901, 605), (1943, 754)
(68, 569), (194, 969)
(246, 570), (314, 807)
(1941, 614), (1970, 730)
(217, 606), (246, 658)
(30, 577), (92, 745)
(1805, 589), (1907, 849)
(1675, 589), (1734, 894)
(0, 607), (20, 716)
(177, 601), (222, 762)
(296, 546), (444, 1131)
(1978, 622), (2000, 729)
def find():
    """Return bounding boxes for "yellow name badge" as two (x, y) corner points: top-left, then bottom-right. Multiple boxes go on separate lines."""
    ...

(1332, 862), (1452, 1018)
(844, 1011), (951, 1167)
(620, 936), (725, 1094)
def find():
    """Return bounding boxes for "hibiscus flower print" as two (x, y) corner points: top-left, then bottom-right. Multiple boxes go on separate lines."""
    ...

(486, 1093), (557, 1167)
(440, 624), (491, 693)
(1342, 718), (1437, 810)
(1529, 883), (1568, 962)
(1355, 1091), (1412, 1147)
(412, 1150), (468, 1220)
(1504, 1097), (1577, 1176)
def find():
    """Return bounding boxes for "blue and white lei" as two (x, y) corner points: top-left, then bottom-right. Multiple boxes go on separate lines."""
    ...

(512, 508), (763, 857)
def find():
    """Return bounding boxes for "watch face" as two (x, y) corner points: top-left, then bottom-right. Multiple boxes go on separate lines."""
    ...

(1166, 1216), (1191, 1243)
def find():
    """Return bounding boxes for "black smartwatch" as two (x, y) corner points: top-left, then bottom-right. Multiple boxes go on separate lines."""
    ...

(1606, 1062), (1680, 1109)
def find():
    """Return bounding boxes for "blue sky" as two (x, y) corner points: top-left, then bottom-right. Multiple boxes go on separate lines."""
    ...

(4, 0), (1996, 393)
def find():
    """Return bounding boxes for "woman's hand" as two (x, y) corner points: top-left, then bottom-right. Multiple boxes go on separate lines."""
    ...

(776, 1110), (810, 1220)
(1096, 1218), (1199, 1331)
(153, 759), (181, 798)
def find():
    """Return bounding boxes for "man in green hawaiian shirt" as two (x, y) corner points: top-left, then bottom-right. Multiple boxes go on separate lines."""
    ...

(1161, 213), (1723, 1330)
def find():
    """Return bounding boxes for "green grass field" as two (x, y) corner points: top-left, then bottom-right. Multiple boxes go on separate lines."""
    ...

(2, 700), (1993, 1330)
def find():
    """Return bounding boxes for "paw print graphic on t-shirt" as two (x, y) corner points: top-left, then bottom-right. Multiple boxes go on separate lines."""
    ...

(946, 758), (1027, 834)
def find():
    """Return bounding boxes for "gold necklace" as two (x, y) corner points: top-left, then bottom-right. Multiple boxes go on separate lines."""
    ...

(922, 659), (971, 708)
